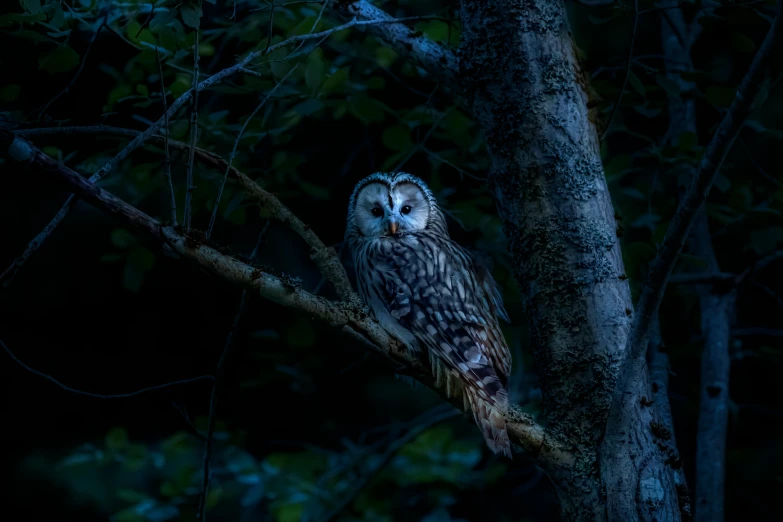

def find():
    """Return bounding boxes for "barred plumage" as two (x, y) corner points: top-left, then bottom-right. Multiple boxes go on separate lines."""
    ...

(345, 172), (513, 458)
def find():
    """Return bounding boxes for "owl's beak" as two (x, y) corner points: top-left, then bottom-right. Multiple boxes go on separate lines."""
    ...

(387, 220), (399, 236)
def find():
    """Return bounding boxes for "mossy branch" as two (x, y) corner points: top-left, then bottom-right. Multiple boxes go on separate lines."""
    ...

(0, 128), (562, 468)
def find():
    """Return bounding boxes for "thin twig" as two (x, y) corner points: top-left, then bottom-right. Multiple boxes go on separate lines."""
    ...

(611, 0), (783, 424)
(36, 11), (108, 119)
(1, 338), (213, 399)
(1, 128), (558, 468)
(206, 64), (299, 239)
(198, 220), (268, 520)
(184, 26), (201, 232)
(601, 0), (639, 141)
(134, 2), (156, 38)
(319, 407), (461, 522)
(10, 125), (356, 301)
(198, 287), (251, 520)
(3, 15), (422, 288)
(156, 47), (178, 226)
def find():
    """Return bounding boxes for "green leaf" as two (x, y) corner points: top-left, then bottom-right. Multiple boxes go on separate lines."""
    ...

(284, 317), (317, 347)
(10, 29), (50, 43)
(272, 502), (304, 522)
(730, 32), (756, 53)
(111, 229), (137, 249)
(320, 66), (350, 96)
(713, 173), (731, 193)
(226, 205), (247, 225)
(111, 508), (145, 522)
(705, 86), (735, 108)
(677, 132), (697, 150)
(0, 11), (46, 27)
(750, 226), (783, 254)
(375, 46), (398, 68)
(633, 104), (660, 118)
(105, 427), (129, 451)
(100, 253), (126, 263)
(627, 71), (646, 96)
(304, 54), (324, 93)
(23, 0), (42, 15)
(38, 45), (80, 74)
(0, 84), (20, 102)
(123, 247), (155, 293)
(180, 3), (202, 29)
(655, 75), (680, 96)
(350, 96), (385, 123)
(169, 75), (191, 99)
(382, 125), (413, 152)
(416, 20), (450, 43)
(146, 505), (179, 522)
(48, 2), (65, 28)
(205, 486), (223, 510)
(116, 489), (149, 504)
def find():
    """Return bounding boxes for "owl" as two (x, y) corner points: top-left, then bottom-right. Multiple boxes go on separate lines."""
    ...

(345, 172), (513, 458)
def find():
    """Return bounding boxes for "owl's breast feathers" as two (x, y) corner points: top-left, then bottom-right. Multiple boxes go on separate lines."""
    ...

(362, 233), (513, 458)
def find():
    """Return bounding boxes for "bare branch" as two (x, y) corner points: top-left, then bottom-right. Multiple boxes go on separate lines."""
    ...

(601, 0), (639, 141)
(156, 47), (178, 226)
(613, 0), (783, 421)
(198, 288), (250, 521)
(2, 12), (429, 288)
(184, 27), (201, 232)
(198, 220), (269, 520)
(667, 272), (736, 285)
(35, 11), (108, 119)
(689, 214), (734, 522)
(1, 338), (212, 399)
(0, 129), (558, 467)
(732, 327), (783, 337)
(320, 407), (461, 522)
(11, 125), (357, 303)
(332, 0), (458, 86)
(206, 64), (300, 240)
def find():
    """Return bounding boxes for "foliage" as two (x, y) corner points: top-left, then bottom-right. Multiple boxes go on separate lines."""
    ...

(1, 0), (782, 521)
(22, 421), (507, 522)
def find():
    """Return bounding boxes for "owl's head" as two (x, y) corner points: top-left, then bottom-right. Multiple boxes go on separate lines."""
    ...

(346, 172), (448, 242)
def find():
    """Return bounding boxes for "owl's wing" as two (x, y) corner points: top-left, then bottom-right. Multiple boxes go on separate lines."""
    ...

(387, 268), (511, 399)
(380, 242), (512, 457)
(469, 249), (511, 324)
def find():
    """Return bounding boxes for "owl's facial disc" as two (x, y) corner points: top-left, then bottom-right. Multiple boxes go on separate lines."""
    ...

(354, 182), (429, 238)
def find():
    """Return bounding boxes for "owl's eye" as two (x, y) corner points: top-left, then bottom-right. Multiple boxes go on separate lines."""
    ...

(401, 205), (412, 215)
(371, 207), (383, 218)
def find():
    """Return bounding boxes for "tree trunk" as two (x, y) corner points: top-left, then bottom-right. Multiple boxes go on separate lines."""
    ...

(458, 1), (681, 519)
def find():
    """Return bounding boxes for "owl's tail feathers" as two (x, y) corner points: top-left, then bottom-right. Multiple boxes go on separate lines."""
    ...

(466, 388), (512, 459)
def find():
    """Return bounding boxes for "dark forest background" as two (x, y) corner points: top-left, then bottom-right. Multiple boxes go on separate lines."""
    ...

(1, 1), (781, 521)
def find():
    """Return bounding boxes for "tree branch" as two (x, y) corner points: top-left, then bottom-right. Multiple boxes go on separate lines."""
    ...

(10, 125), (356, 303)
(206, 64), (299, 240)
(648, 316), (692, 522)
(0, 338), (212, 399)
(0, 129), (558, 467)
(689, 212), (734, 522)
(1, 12), (436, 289)
(183, 25), (201, 232)
(612, 0), (783, 425)
(332, 0), (458, 86)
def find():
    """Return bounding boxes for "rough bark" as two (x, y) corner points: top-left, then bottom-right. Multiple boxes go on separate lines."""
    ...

(456, 1), (675, 520)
